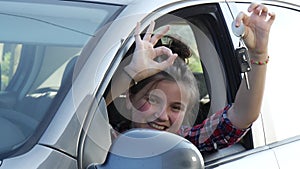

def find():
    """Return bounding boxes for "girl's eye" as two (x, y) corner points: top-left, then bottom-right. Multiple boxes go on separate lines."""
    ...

(171, 105), (183, 112)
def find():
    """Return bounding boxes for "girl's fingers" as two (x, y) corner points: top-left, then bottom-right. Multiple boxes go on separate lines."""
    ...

(157, 53), (178, 70)
(260, 5), (268, 18)
(268, 12), (276, 25)
(143, 21), (155, 41)
(153, 46), (178, 68)
(154, 46), (173, 58)
(235, 11), (248, 27)
(248, 3), (268, 17)
(150, 25), (170, 45)
(134, 22), (142, 46)
(248, 2), (259, 13)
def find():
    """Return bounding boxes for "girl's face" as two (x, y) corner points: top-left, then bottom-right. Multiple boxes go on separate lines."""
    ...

(128, 80), (189, 133)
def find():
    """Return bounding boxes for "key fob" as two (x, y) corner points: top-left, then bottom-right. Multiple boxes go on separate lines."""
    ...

(232, 20), (245, 37)
(235, 47), (251, 73)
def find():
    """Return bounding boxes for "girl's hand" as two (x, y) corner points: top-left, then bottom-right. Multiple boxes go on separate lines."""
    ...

(124, 21), (177, 82)
(234, 3), (275, 60)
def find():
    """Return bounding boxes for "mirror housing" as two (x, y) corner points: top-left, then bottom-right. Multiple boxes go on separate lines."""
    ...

(89, 129), (204, 169)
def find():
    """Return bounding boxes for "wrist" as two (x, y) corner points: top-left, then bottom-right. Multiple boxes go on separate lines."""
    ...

(123, 65), (138, 82)
(250, 56), (269, 65)
(123, 65), (148, 83)
(249, 51), (269, 61)
(123, 64), (134, 77)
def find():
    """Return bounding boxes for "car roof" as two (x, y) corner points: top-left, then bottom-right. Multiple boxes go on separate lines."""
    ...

(80, 0), (300, 4)
(81, 0), (138, 5)
(228, 0), (300, 7)
(74, 0), (300, 11)
(76, 0), (181, 5)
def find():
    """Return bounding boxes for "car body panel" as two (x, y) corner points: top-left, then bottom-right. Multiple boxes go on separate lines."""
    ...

(272, 137), (300, 169)
(210, 149), (279, 169)
(1, 0), (300, 168)
(0, 145), (77, 169)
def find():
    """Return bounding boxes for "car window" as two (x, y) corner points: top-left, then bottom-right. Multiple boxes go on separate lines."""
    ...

(234, 3), (300, 145)
(99, 2), (255, 168)
(155, 21), (209, 126)
(106, 19), (211, 133)
(0, 43), (21, 90)
(0, 0), (122, 158)
(105, 3), (234, 148)
(263, 3), (300, 144)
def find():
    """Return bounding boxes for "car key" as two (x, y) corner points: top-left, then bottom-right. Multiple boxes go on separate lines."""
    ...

(231, 20), (245, 37)
(235, 46), (251, 90)
(232, 20), (251, 89)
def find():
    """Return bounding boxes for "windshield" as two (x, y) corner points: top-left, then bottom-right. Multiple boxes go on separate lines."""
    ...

(0, 0), (121, 157)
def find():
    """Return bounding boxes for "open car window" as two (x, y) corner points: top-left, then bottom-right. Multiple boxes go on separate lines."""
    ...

(105, 3), (232, 144)
(106, 19), (211, 133)
(103, 3), (255, 166)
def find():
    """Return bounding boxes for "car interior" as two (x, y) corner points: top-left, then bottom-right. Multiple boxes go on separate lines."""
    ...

(0, 43), (81, 155)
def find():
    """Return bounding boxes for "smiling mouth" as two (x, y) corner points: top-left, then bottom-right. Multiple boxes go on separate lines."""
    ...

(148, 122), (168, 131)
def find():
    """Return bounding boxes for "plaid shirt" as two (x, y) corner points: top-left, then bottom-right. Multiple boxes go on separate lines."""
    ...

(178, 104), (250, 152)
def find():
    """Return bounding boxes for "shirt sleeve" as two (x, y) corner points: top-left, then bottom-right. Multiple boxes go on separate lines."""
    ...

(180, 104), (250, 152)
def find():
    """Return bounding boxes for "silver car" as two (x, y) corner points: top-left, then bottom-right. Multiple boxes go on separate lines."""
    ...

(0, 0), (300, 168)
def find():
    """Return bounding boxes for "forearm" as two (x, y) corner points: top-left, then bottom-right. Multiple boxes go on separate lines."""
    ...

(228, 53), (268, 129)
(227, 2), (275, 129)
(105, 60), (133, 105)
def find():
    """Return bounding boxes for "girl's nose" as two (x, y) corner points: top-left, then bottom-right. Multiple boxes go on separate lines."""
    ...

(155, 107), (169, 121)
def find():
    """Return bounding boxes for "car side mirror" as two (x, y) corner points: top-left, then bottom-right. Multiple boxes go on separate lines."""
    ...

(88, 129), (205, 169)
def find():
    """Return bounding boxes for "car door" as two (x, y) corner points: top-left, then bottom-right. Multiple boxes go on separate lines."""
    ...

(210, 1), (300, 169)
(80, 1), (260, 169)
(246, 2), (300, 168)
